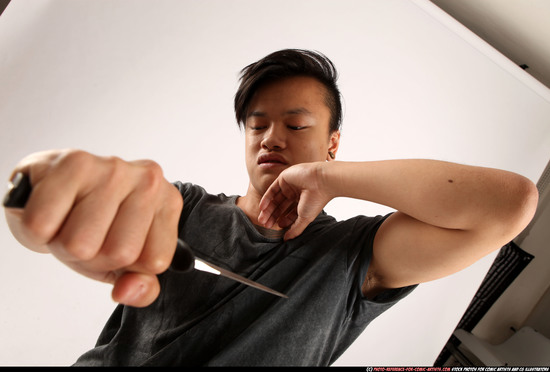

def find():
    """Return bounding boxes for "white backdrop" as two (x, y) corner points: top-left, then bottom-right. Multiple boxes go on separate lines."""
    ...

(1, 0), (549, 366)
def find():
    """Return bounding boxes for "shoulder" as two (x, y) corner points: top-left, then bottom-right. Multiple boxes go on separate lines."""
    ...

(300, 213), (391, 256)
(329, 213), (392, 245)
(310, 211), (390, 231)
(173, 182), (236, 206)
(174, 182), (243, 222)
(173, 181), (208, 199)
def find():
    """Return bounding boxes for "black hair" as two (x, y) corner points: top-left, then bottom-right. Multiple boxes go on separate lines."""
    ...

(234, 49), (342, 132)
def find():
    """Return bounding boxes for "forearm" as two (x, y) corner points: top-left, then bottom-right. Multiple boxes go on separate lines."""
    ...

(321, 159), (538, 233)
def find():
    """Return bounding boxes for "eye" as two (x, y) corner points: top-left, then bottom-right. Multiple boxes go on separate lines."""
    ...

(248, 124), (267, 131)
(288, 125), (307, 131)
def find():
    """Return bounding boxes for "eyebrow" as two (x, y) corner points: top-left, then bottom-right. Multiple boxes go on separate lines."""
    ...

(285, 107), (313, 116)
(247, 107), (313, 118)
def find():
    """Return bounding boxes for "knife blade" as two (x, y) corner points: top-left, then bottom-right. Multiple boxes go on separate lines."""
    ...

(173, 239), (288, 298)
(4, 172), (288, 298)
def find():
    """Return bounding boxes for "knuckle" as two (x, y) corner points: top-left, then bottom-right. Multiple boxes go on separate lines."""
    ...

(21, 213), (56, 244)
(106, 246), (141, 269)
(130, 160), (165, 197)
(166, 185), (184, 215)
(141, 160), (164, 188)
(103, 156), (127, 184)
(59, 149), (94, 171)
(142, 255), (171, 275)
(103, 155), (122, 169)
(55, 235), (98, 262)
(55, 150), (98, 183)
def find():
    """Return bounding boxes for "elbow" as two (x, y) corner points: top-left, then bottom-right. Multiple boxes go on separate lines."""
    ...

(503, 175), (539, 237)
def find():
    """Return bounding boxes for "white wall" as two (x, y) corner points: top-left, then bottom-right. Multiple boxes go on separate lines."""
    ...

(1, 0), (549, 366)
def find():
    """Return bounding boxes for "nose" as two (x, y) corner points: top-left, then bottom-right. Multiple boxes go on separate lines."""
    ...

(261, 124), (286, 151)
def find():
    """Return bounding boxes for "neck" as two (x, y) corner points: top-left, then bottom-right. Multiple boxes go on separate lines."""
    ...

(237, 183), (284, 231)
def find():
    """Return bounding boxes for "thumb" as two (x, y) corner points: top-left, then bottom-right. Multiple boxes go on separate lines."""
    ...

(111, 272), (161, 307)
(283, 215), (311, 241)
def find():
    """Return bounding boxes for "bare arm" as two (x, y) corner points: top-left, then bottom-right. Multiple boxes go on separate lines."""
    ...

(259, 159), (539, 297)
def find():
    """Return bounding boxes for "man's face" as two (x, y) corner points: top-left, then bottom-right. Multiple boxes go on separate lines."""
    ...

(244, 76), (340, 196)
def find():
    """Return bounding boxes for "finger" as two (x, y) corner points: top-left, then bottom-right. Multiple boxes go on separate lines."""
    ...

(259, 180), (299, 227)
(88, 188), (156, 272)
(284, 215), (311, 241)
(128, 188), (181, 275)
(277, 206), (298, 229)
(12, 150), (101, 249)
(76, 159), (176, 274)
(111, 271), (161, 307)
(258, 183), (280, 226)
(8, 149), (70, 186)
(267, 199), (298, 229)
(48, 185), (125, 263)
(18, 172), (82, 249)
(259, 195), (296, 229)
(259, 181), (281, 212)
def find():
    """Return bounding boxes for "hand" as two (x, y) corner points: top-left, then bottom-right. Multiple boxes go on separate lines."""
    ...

(258, 162), (333, 241)
(4, 149), (183, 307)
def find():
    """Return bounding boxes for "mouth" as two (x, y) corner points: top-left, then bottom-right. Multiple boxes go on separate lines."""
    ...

(257, 153), (288, 166)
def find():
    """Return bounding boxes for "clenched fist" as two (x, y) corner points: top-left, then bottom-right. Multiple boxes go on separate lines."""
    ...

(4, 149), (183, 307)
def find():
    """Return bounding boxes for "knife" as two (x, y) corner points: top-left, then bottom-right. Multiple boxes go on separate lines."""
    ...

(3, 172), (288, 299)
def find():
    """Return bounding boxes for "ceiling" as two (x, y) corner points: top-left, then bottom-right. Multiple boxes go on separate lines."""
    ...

(1, 0), (549, 90)
(430, 0), (550, 90)
(0, 0), (9, 16)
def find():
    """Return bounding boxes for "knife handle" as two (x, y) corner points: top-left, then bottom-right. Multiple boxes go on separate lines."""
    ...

(3, 172), (32, 208)
(4, 172), (195, 273)
(172, 239), (195, 272)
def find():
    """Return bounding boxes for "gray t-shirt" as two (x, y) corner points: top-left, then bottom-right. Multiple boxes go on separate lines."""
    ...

(74, 182), (416, 366)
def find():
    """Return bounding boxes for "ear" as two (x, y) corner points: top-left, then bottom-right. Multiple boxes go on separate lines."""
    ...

(326, 130), (341, 161)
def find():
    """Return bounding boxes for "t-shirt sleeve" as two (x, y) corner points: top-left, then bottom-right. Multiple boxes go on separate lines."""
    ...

(173, 181), (209, 232)
(348, 213), (417, 323)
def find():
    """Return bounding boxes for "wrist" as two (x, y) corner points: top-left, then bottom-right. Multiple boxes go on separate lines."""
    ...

(318, 160), (347, 200)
